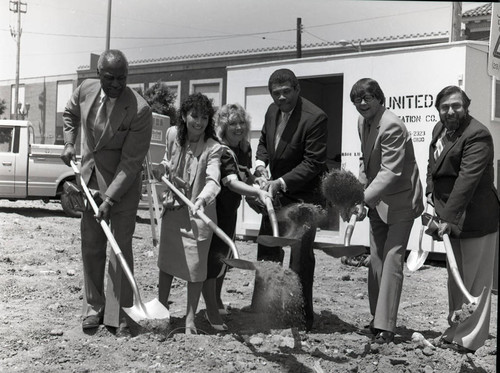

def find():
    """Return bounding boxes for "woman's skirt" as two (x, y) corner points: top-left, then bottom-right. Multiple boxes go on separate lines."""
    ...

(158, 206), (211, 282)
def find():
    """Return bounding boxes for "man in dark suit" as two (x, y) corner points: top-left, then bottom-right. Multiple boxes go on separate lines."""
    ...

(426, 85), (499, 352)
(246, 68), (328, 331)
(61, 49), (153, 331)
(351, 78), (423, 344)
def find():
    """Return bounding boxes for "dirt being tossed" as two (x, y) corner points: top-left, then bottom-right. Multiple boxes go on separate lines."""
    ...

(321, 168), (365, 216)
(278, 202), (326, 239)
(252, 261), (304, 327)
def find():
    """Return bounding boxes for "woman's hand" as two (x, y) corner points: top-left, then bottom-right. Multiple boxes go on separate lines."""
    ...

(192, 198), (205, 215)
(256, 189), (272, 206)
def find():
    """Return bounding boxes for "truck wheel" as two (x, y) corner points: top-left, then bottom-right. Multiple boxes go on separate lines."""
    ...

(61, 191), (82, 218)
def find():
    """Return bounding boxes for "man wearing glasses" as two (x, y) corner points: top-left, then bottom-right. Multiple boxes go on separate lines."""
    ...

(349, 78), (423, 344)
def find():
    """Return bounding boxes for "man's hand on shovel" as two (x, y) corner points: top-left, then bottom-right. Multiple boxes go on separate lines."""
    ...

(95, 197), (112, 223)
(60, 143), (77, 167)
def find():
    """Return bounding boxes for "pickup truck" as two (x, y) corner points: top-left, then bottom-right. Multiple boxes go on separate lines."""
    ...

(0, 120), (80, 217)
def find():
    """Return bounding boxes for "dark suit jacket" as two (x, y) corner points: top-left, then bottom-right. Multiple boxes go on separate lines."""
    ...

(63, 79), (153, 212)
(256, 96), (328, 204)
(358, 107), (423, 224)
(426, 115), (500, 238)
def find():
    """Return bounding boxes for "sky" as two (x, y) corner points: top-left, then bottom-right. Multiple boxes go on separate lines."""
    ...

(0, 1), (488, 81)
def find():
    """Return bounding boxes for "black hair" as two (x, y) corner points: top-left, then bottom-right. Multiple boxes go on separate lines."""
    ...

(435, 85), (471, 111)
(177, 92), (217, 146)
(350, 78), (385, 106)
(268, 69), (299, 93)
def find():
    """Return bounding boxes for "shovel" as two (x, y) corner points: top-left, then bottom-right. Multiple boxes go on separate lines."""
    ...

(161, 175), (239, 260)
(442, 233), (488, 323)
(256, 195), (300, 247)
(70, 161), (170, 323)
(407, 203), (433, 271)
(314, 213), (366, 258)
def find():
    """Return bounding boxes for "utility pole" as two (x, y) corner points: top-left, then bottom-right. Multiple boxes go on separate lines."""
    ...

(9, 0), (27, 120)
(296, 18), (302, 59)
(450, 2), (462, 42)
(106, 0), (112, 50)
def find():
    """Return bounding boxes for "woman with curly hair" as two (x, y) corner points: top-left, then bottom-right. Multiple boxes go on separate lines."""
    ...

(202, 103), (270, 331)
(153, 93), (222, 334)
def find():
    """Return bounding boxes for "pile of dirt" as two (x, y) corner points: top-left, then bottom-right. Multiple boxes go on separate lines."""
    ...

(252, 261), (304, 326)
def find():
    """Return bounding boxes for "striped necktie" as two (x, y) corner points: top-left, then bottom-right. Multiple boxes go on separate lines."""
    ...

(94, 95), (109, 142)
(433, 128), (447, 160)
(275, 111), (290, 150)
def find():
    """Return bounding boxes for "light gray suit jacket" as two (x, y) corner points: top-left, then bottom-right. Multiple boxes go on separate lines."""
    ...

(358, 107), (423, 224)
(63, 79), (153, 212)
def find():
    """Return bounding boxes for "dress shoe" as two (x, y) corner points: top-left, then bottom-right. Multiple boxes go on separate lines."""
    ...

(218, 304), (231, 316)
(82, 314), (102, 330)
(205, 312), (228, 331)
(357, 319), (379, 336)
(374, 330), (395, 344)
(435, 338), (473, 353)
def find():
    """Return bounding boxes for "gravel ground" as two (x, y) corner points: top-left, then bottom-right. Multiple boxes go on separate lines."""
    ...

(0, 199), (497, 373)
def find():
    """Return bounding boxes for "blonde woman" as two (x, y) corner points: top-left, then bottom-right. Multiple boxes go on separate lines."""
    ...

(202, 103), (270, 330)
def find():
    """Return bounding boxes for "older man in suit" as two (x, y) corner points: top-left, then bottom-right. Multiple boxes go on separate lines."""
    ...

(426, 86), (499, 352)
(245, 68), (328, 331)
(351, 78), (423, 343)
(61, 49), (153, 331)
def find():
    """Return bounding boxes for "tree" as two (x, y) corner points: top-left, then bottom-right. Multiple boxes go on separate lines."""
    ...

(0, 99), (6, 117)
(140, 81), (178, 125)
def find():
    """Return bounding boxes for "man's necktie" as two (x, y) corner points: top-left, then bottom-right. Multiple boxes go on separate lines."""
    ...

(94, 95), (109, 142)
(275, 111), (290, 150)
(433, 128), (447, 160)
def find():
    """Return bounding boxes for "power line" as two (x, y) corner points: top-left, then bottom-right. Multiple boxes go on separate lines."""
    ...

(307, 5), (450, 30)
(0, 27), (296, 41)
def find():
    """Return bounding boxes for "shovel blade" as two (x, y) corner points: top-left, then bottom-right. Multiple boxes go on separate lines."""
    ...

(314, 243), (366, 258)
(256, 235), (300, 247)
(123, 298), (170, 323)
(451, 286), (488, 327)
(406, 249), (429, 272)
(222, 258), (258, 271)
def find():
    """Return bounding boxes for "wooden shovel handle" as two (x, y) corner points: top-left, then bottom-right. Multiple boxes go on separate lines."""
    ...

(344, 214), (357, 246)
(442, 233), (475, 304)
(263, 196), (280, 237)
(161, 175), (239, 259)
(70, 161), (144, 309)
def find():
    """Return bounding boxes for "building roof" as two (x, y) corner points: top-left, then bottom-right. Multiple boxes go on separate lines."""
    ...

(78, 31), (449, 70)
(462, 3), (491, 18)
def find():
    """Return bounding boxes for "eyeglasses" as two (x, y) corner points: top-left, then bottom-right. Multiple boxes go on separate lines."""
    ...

(353, 94), (375, 104)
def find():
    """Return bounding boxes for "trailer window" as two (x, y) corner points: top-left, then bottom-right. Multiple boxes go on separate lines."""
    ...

(495, 79), (500, 121)
(0, 127), (13, 153)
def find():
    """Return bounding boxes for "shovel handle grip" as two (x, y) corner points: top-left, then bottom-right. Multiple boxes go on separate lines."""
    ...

(70, 161), (145, 310)
(162, 175), (239, 259)
(443, 233), (475, 304)
(344, 214), (357, 246)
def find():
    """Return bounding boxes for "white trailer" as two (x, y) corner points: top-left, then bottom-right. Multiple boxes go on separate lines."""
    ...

(226, 41), (499, 257)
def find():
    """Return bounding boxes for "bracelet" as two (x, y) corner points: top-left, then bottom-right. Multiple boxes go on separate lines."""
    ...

(105, 197), (115, 206)
(64, 142), (74, 148)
